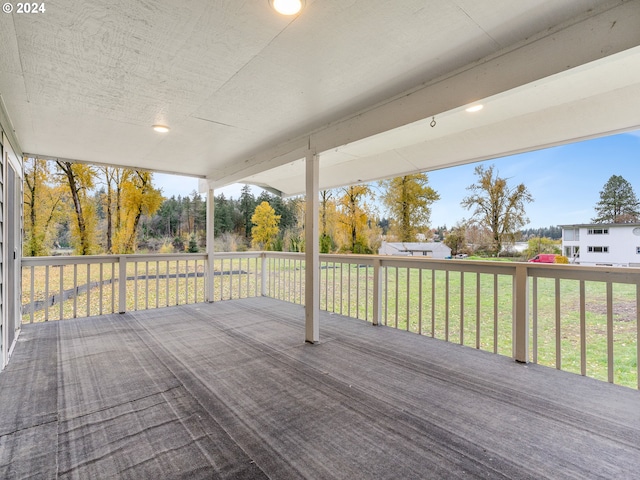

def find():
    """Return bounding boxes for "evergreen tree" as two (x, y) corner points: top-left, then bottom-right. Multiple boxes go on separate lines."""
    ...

(239, 185), (256, 239)
(592, 175), (640, 223)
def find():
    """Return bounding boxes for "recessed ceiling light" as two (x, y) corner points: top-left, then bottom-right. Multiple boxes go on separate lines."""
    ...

(269, 0), (304, 15)
(152, 125), (170, 133)
(465, 104), (483, 113)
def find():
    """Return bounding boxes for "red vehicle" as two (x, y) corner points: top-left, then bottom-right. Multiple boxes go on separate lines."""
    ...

(528, 253), (557, 263)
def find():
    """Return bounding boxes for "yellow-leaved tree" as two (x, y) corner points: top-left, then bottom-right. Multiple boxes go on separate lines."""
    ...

(111, 170), (163, 253)
(336, 185), (377, 253)
(56, 161), (98, 255)
(380, 174), (440, 242)
(24, 158), (65, 256)
(251, 201), (280, 250)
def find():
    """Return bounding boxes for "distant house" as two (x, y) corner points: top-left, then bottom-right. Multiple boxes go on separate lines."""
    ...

(379, 242), (451, 259)
(560, 223), (640, 267)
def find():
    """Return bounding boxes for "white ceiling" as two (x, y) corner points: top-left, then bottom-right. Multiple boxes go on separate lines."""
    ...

(1, 0), (639, 196)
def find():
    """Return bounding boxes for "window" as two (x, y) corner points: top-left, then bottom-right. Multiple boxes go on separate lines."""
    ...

(587, 246), (609, 253)
(565, 246), (579, 257)
(587, 228), (609, 235)
(563, 228), (579, 241)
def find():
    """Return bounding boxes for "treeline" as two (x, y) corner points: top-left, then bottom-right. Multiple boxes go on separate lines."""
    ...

(27, 159), (569, 257)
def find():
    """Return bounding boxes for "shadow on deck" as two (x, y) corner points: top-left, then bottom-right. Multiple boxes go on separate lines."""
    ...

(1, 297), (639, 479)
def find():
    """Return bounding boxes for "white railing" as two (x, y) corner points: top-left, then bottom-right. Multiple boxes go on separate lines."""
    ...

(22, 252), (640, 389)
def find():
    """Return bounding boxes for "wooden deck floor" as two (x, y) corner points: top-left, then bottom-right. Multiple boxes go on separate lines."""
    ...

(1, 297), (639, 479)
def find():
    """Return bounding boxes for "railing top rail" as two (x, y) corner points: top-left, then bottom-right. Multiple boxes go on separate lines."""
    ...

(212, 251), (264, 259)
(21, 252), (208, 267)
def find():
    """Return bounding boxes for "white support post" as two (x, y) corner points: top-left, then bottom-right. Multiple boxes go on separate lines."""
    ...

(305, 150), (320, 344)
(513, 264), (529, 363)
(206, 186), (215, 303)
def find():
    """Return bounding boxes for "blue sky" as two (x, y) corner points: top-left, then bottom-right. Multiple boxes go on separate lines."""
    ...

(155, 130), (640, 229)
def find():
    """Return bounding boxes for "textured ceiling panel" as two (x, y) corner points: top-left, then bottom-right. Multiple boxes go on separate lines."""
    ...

(0, 0), (638, 195)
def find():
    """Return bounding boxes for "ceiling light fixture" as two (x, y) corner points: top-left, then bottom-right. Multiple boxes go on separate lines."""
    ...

(465, 104), (483, 113)
(152, 125), (170, 133)
(269, 0), (304, 15)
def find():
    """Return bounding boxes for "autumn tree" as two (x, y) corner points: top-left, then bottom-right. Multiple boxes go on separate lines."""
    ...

(111, 170), (163, 253)
(380, 174), (440, 242)
(592, 175), (640, 223)
(319, 190), (337, 253)
(23, 158), (64, 256)
(461, 164), (532, 256)
(99, 166), (117, 252)
(251, 201), (280, 250)
(336, 185), (376, 253)
(56, 161), (98, 255)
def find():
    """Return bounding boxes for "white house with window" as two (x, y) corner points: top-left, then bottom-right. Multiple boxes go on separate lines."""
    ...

(560, 223), (640, 267)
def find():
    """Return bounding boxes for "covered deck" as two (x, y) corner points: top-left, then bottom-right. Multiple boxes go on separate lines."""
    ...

(2, 297), (638, 479)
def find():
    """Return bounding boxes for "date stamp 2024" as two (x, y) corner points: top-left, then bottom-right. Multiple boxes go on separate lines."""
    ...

(3, 3), (46, 14)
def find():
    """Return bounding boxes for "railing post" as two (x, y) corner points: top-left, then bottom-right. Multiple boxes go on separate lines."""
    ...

(118, 255), (127, 314)
(513, 264), (529, 363)
(372, 258), (382, 326)
(261, 253), (267, 297)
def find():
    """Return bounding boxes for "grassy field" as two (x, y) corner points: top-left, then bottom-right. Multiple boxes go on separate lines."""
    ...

(22, 257), (638, 389)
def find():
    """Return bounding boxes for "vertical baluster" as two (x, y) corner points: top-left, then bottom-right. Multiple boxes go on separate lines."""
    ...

(348, 263), (352, 317)
(418, 268), (423, 334)
(476, 272), (481, 349)
(606, 282), (613, 383)
(555, 277), (561, 370)
(229, 258), (233, 300)
(86, 264), (91, 317)
(394, 267), (399, 329)
(445, 270), (450, 342)
(30, 266), (35, 323)
(580, 280), (586, 376)
(59, 265), (64, 320)
(365, 264), (369, 321)
(460, 272), (464, 345)
(198, 260), (205, 303)
(340, 263), (344, 315)
(99, 263), (104, 315)
(356, 263), (360, 319)
(636, 283), (640, 390)
(406, 268), (412, 331)
(44, 265), (49, 321)
(186, 259), (190, 304)
(111, 262), (116, 314)
(293, 259), (297, 304)
(175, 260), (180, 305)
(384, 266), (388, 326)
(493, 274), (498, 354)
(532, 276), (538, 362)
(156, 260), (160, 308)
(246, 257), (250, 298)
(134, 262), (138, 311)
(332, 262), (336, 313)
(165, 260), (170, 306)
(73, 264), (78, 318)
(145, 261), (150, 310)
(431, 270), (436, 337)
